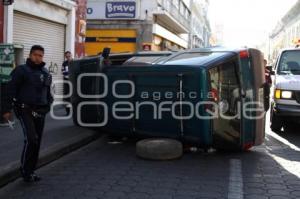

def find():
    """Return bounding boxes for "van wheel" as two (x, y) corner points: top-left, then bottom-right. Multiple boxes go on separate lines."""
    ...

(136, 138), (183, 160)
(270, 110), (282, 132)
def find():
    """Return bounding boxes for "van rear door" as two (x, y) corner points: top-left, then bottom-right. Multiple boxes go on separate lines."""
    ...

(248, 49), (266, 146)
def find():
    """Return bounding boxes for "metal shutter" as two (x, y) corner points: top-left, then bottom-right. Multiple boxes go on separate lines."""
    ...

(13, 12), (65, 99)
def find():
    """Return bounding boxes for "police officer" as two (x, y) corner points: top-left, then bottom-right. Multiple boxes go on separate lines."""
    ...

(2, 45), (53, 182)
(62, 51), (72, 115)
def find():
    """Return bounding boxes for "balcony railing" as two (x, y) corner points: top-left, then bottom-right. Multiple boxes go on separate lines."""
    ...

(158, 0), (191, 31)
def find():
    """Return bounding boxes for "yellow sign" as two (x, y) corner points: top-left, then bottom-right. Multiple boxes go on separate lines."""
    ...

(85, 29), (137, 55)
(96, 38), (118, 42)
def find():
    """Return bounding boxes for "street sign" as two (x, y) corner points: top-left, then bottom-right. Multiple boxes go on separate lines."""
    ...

(106, 1), (136, 19)
(2, 0), (14, 6)
(87, 0), (140, 20)
(0, 44), (15, 83)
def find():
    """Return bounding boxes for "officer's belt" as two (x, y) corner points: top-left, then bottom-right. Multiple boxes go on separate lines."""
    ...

(14, 103), (47, 118)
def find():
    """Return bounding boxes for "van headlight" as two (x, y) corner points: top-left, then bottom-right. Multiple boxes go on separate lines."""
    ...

(275, 89), (293, 99)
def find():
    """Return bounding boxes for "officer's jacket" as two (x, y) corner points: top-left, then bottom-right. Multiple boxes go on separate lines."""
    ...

(3, 59), (53, 113)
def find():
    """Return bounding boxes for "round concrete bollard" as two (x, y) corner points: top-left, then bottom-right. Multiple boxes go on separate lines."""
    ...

(136, 138), (183, 160)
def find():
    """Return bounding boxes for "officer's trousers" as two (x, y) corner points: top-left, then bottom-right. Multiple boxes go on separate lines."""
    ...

(18, 108), (45, 176)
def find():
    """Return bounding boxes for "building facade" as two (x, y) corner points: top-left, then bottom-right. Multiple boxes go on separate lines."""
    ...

(269, 0), (300, 62)
(86, 0), (193, 55)
(189, 0), (211, 48)
(1, 0), (77, 96)
(2, 0), (76, 74)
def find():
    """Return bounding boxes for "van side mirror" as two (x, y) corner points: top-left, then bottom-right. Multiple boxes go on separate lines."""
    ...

(266, 65), (272, 71)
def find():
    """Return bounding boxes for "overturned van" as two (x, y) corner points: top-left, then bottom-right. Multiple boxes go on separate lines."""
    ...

(70, 48), (268, 151)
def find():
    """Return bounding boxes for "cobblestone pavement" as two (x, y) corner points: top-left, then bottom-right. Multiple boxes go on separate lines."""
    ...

(0, 108), (96, 168)
(0, 126), (299, 199)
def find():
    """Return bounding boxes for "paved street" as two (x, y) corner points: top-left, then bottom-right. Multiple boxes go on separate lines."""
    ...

(0, 108), (97, 169)
(0, 118), (299, 199)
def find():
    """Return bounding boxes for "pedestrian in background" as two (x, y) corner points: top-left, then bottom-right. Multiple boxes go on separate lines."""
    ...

(264, 59), (271, 110)
(264, 59), (272, 85)
(2, 45), (53, 182)
(62, 51), (73, 115)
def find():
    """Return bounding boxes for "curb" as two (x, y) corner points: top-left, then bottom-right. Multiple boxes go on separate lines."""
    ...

(0, 130), (102, 188)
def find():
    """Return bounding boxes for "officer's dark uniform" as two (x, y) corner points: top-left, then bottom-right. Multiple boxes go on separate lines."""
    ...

(4, 58), (53, 180)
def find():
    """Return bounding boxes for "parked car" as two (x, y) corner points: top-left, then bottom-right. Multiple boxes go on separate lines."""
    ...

(70, 47), (268, 151)
(270, 48), (300, 132)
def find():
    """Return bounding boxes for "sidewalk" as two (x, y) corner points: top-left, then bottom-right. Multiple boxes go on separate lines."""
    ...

(0, 108), (101, 187)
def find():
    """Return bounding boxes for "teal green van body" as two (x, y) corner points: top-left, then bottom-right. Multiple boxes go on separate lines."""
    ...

(102, 65), (212, 147)
(70, 48), (267, 151)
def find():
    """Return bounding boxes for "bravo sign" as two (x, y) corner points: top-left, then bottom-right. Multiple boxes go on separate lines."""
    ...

(106, 1), (136, 18)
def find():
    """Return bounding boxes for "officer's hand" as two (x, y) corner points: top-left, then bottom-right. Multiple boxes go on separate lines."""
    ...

(3, 112), (13, 122)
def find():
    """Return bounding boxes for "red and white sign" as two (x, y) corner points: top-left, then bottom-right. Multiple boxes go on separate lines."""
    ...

(142, 43), (152, 51)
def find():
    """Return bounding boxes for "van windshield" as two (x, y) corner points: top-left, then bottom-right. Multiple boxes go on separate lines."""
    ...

(278, 51), (300, 75)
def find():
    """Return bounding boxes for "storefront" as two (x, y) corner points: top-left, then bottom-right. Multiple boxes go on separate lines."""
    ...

(86, 29), (137, 55)
(86, 0), (188, 55)
(86, 0), (152, 55)
(152, 34), (184, 51)
(152, 24), (188, 51)
(13, 12), (66, 73)
(2, 0), (77, 96)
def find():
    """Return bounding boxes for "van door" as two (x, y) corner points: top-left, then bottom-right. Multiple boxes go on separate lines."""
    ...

(209, 60), (242, 150)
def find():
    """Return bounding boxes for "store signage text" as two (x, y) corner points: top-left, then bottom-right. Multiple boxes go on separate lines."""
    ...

(106, 1), (136, 18)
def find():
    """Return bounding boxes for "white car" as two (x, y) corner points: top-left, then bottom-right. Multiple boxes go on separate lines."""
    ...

(270, 48), (300, 132)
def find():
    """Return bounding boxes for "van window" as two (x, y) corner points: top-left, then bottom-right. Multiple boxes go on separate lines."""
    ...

(124, 56), (165, 65)
(163, 52), (229, 65)
(209, 62), (240, 116)
(169, 52), (212, 61)
(278, 51), (300, 75)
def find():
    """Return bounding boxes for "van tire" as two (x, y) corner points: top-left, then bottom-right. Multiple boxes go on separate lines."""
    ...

(136, 138), (183, 160)
(270, 110), (282, 132)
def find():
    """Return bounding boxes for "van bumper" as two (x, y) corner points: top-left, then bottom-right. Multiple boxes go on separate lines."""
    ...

(273, 103), (300, 117)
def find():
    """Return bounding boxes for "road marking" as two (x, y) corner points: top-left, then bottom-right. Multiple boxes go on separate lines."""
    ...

(267, 152), (300, 178)
(228, 159), (244, 199)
